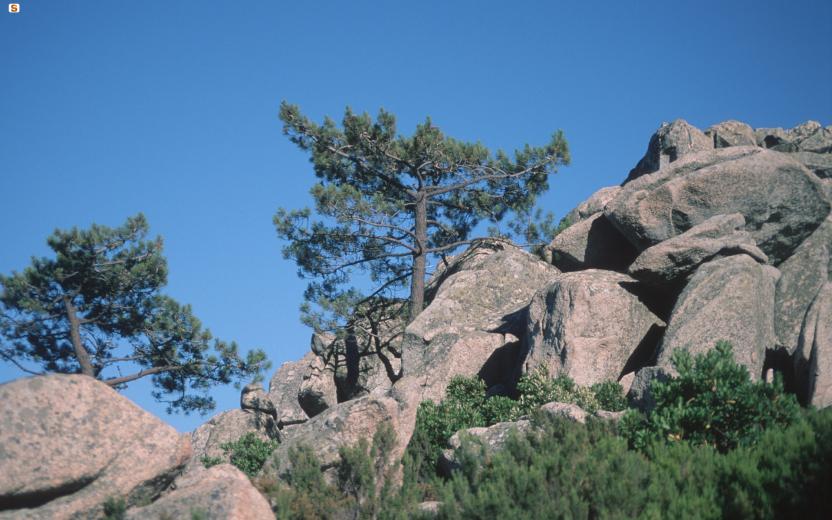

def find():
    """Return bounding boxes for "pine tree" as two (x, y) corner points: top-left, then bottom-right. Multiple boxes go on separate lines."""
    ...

(275, 102), (569, 330)
(0, 214), (269, 414)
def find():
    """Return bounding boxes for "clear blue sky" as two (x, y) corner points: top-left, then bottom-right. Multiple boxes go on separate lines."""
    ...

(1, 1), (830, 432)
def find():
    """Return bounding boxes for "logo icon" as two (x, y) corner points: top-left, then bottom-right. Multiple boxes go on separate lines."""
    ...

(9, 3), (20, 13)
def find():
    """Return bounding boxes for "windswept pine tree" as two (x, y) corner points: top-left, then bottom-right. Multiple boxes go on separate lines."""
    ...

(0, 214), (269, 414)
(275, 102), (569, 331)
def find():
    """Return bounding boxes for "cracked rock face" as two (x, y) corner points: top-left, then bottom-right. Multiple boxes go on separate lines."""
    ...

(656, 254), (778, 380)
(624, 119), (714, 184)
(0, 374), (192, 519)
(794, 283), (832, 408)
(606, 146), (830, 264)
(126, 464), (273, 520)
(400, 242), (561, 404)
(521, 269), (665, 387)
(628, 213), (768, 285)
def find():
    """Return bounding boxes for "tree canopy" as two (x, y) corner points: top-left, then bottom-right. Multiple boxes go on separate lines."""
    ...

(0, 214), (269, 414)
(275, 102), (569, 331)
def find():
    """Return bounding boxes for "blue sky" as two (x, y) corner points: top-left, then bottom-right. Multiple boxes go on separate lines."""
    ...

(1, 1), (830, 432)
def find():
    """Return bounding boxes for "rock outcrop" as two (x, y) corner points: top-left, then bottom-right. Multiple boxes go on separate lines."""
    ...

(259, 395), (399, 482)
(268, 352), (315, 429)
(125, 465), (273, 520)
(794, 283), (832, 408)
(624, 119), (713, 183)
(399, 240), (560, 404)
(607, 147), (830, 264)
(655, 255), (777, 379)
(521, 270), (665, 386)
(190, 408), (279, 470)
(628, 213), (768, 285)
(0, 375), (191, 519)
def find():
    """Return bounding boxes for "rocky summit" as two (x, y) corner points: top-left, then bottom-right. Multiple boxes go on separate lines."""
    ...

(1, 119), (829, 518)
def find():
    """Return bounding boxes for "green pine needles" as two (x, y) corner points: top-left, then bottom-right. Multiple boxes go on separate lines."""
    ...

(0, 214), (269, 414)
(274, 102), (569, 331)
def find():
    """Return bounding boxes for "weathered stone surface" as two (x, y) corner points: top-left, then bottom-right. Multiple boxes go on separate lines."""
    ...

(401, 242), (561, 404)
(755, 121), (832, 154)
(0, 374), (191, 519)
(125, 464), (272, 520)
(789, 151), (832, 179)
(626, 366), (673, 412)
(563, 186), (622, 224)
(705, 120), (756, 148)
(241, 383), (277, 418)
(624, 119), (713, 183)
(774, 215), (832, 354)
(268, 352), (314, 428)
(259, 395), (399, 482)
(794, 283), (832, 408)
(606, 146), (830, 264)
(189, 409), (278, 471)
(656, 255), (778, 379)
(439, 420), (533, 476)
(539, 402), (589, 423)
(521, 270), (665, 386)
(628, 213), (768, 285)
(298, 354), (338, 417)
(549, 213), (639, 272)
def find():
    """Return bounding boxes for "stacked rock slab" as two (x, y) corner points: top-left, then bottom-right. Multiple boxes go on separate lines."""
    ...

(0, 375), (192, 519)
(624, 119), (713, 183)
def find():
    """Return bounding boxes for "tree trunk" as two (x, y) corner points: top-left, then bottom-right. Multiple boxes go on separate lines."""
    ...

(63, 295), (95, 377)
(409, 192), (428, 323)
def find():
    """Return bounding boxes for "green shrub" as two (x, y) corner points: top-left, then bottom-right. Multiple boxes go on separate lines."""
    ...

(434, 409), (832, 519)
(621, 342), (801, 452)
(406, 371), (625, 481)
(216, 432), (278, 477)
(103, 497), (126, 520)
(199, 455), (222, 469)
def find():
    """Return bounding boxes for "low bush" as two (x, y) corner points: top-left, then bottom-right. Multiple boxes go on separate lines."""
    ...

(406, 370), (625, 481)
(200, 432), (278, 477)
(620, 341), (801, 452)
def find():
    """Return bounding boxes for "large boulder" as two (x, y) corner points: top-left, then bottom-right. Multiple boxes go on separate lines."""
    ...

(400, 241), (561, 404)
(628, 213), (768, 285)
(774, 215), (832, 354)
(794, 283), (832, 408)
(297, 354), (338, 417)
(520, 270), (665, 386)
(624, 119), (713, 184)
(267, 352), (314, 429)
(656, 255), (778, 379)
(606, 146), (830, 264)
(705, 120), (756, 148)
(0, 375), (192, 519)
(125, 465), (273, 520)
(259, 395), (399, 483)
(189, 409), (279, 471)
(548, 213), (639, 272)
(562, 186), (622, 225)
(241, 382), (277, 418)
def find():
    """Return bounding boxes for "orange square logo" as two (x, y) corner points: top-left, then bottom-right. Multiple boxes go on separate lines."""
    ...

(9, 3), (20, 13)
